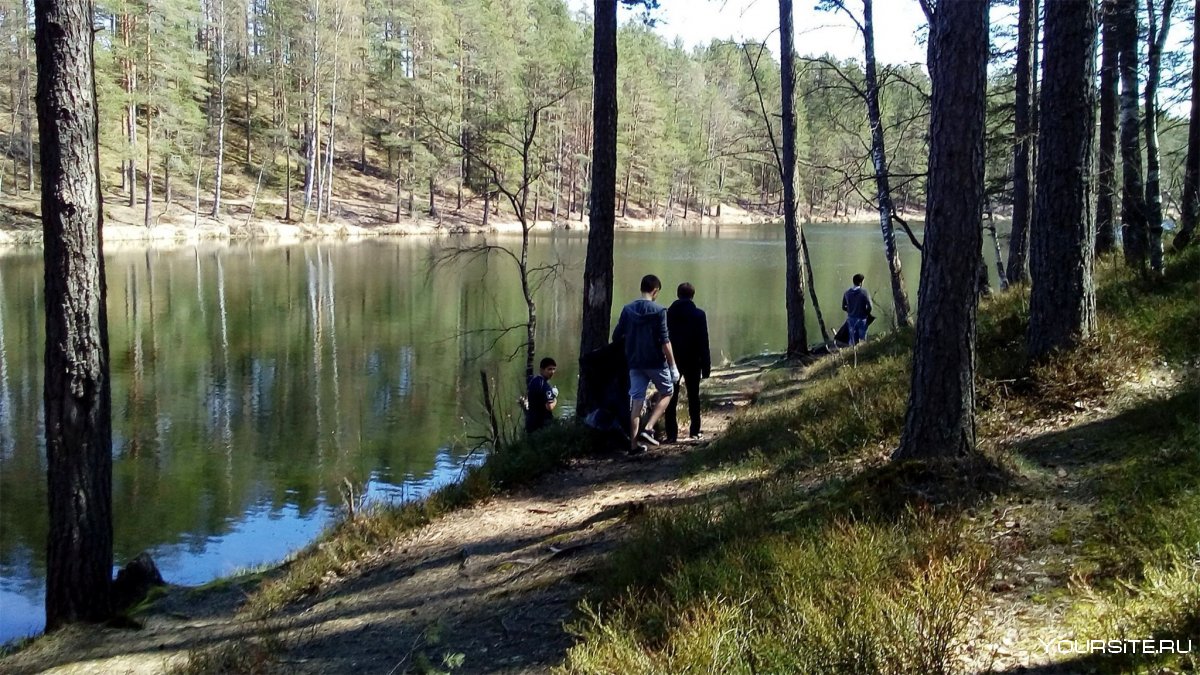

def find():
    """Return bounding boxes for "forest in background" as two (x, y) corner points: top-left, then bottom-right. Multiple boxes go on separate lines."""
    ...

(0, 0), (1188, 230)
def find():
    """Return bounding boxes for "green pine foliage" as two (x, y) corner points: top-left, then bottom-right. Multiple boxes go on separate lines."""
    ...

(0, 0), (949, 224)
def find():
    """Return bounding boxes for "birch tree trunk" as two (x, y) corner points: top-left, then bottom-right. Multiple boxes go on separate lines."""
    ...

(862, 0), (911, 326)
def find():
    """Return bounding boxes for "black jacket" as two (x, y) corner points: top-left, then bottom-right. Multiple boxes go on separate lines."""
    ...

(667, 299), (711, 376)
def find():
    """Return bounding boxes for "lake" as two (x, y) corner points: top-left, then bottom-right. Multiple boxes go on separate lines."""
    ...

(0, 222), (932, 641)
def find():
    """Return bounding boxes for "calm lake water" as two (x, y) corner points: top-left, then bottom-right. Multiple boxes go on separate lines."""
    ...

(0, 223), (935, 641)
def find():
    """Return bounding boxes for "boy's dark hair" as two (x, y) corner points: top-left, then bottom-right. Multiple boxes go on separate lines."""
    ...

(540, 357), (557, 369)
(677, 282), (696, 299)
(640, 274), (662, 293)
(852, 273), (865, 286)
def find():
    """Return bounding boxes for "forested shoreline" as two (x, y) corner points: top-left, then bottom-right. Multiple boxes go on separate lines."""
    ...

(2, 0), (1186, 234)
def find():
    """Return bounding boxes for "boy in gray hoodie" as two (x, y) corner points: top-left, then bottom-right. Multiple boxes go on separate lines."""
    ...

(612, 274), (680, 454)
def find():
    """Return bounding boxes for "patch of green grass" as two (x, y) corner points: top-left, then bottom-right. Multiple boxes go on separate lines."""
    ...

(693, 339), (913, 472)
(566, 508), (993, 674)
(245, 423), (604, 617)
(1067, 553), (1200, 673)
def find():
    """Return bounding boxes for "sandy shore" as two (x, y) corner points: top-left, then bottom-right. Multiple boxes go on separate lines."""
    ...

(0, 199), (913, 250)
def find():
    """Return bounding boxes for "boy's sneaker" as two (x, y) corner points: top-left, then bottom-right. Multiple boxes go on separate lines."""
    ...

(628, 443), (648, 456)
(638, 431), (660, 447)
(686, 433), (705, 442)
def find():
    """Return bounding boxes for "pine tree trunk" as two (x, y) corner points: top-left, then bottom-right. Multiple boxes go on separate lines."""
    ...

(429, 174), (437, 218)
(395, 177), (402, 223)
(895, 0), (989, 461)
(34, 0), (115, 628)
(1007, 0), (1038, 281)
(862, 0), (911, 326)
(143, 11), (153, 230)
(285, 140), (293, 221)
(1173, 11), (1199, 250)
(244, 80), (252, 166)
(1028, 0), (1099, 359)
(1116, 0), (1149, 267)
(210, 0), (226, 219)
(577, 0), (619, 418)
(17, 0), (34, 192)
(122, 14), (137, 209)
(1095, 0), (1120, 255)
(621, 159), (631, 218)
(1143, 0), (1175, 275)
(779, 0), (809, 357)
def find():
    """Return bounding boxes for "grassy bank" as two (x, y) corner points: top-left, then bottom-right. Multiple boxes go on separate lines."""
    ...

(244, 422), (604, 618)
(564, 248), (1199, 674)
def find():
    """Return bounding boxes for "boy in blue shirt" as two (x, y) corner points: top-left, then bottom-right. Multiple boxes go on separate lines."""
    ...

(612, 274), (680, 454)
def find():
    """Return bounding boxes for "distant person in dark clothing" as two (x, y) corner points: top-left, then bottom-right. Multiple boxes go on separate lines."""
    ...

(525, 357), (559, 433)
(842, 273), (873, 346)
(666, 282), (711, 442)
(612, 274), (679, 454)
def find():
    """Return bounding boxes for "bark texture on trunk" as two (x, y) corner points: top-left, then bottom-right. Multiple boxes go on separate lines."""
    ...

(779, 0), (809, 357)
(1007, 0), (1038, 282)
(1143, 0), (1174, 274)
(1116, 0), (1148, 267)
(577, 0), (618, 417)
(895, 0), (989, 461)
(1173, 6), (1198, 250)
(1095, 0), (1119, 255)
(1028, 0), (1099, 359)
(862, 0), (911, 327)
(34, 0), (115, 629)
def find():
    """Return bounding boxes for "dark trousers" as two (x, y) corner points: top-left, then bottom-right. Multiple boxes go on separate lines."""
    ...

(665, 366), (702, 440)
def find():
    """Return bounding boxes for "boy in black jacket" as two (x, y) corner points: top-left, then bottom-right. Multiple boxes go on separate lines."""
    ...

(666, 282), (711, 442)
